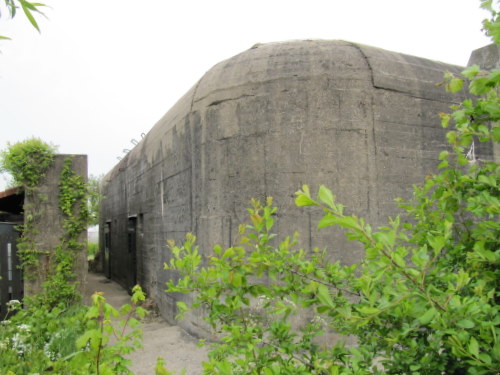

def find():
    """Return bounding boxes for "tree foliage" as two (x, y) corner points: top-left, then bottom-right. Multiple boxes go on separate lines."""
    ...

(165, 2), (500, 374)
(0, 0), (46, 40)
(87, 174), (103, 228)
(0, 137), (57, 190)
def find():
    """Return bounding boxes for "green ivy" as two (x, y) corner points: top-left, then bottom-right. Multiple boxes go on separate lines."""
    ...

(59, 158), (87, 217)
(40, 157), (88, 308)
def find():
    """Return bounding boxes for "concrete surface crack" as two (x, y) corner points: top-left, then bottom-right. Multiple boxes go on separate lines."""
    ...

(208, 94), (255, 107)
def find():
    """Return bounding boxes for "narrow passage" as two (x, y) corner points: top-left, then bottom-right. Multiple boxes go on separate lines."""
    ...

(85, 272), (208, 375)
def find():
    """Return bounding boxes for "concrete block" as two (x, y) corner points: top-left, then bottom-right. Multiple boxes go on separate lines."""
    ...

(99, 40), (495, 338)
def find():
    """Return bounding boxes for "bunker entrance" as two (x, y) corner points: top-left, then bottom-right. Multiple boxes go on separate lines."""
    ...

(104, 221), (111, 279)
(127, 216), (137, 292)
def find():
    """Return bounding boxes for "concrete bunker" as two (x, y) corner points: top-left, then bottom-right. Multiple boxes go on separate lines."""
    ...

(99, 40), (493, 336)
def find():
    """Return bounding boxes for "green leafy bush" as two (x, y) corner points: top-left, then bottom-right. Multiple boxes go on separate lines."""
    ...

(0, 286), (147, 374)
(88, 242), (99, 261)
(165, 184), (498, 374)
(87, 174), (103, 228)
(0, 301), (87, 374)
(0, 137), (57, 190)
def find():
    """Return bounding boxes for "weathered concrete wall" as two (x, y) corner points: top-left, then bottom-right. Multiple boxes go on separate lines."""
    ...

(469, 43), (500, 162)
(100, 40), (493, 336)
(24, 154), (88, 298)
(469, 43), (500, 70)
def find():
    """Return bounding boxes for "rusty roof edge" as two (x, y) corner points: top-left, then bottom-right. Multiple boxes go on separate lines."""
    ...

(0, 186), (24, 199)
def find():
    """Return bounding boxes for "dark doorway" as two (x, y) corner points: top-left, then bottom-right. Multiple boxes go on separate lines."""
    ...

(0, 223), (22, 319)
(104, 222), (111, 279)
(127, 217), (137, 291)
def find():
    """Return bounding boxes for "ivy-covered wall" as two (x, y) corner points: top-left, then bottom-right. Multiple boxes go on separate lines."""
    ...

(23, 155), (88, 298)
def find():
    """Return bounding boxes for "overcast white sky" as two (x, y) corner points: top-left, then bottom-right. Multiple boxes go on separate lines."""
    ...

(0, 0), (492, 190)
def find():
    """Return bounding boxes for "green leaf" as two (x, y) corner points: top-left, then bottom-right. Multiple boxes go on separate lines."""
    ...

(418, 307), (437, 325)
(456, 319), (475, 329)
(230, 272), (242, 287)
(373, 231), (395, 249)
(20, 1), (41, 32)
(213, 244), (222, 255)
(479, 353), (492, 365)
(295, 192), (317, 207)
(317, 185), (335, 208)
(438, 151), (449, 160)
(468, 337), (479, 358)
(469, 77), (490, 95)
(393, 252), (405, 267)
(411, 247), (429, 268)
(357, 306), (381, 315)
(265, 214), (274, 231)
(176, 301), (188, 319)
(493, 342), (500, 361)
(493, 125), (500, 143)
(428, 235), (445, 254)
(328, 215), (359, 230)
(440, 112), (451, 128)
(316, 284), (334, 308)
(446, 77), (464, 93)
(222, 248), (235, 259)
(482, 103), (500, 119)
(462, 65), (480, 79)
(438, 160), (449, 169)
(446, 130), (457, 144)
(481, 0), (493, 11)
(318, 214), (338, 228)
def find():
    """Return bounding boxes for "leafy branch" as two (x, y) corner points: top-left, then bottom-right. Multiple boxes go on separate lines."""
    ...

(0, 0), (46, 39)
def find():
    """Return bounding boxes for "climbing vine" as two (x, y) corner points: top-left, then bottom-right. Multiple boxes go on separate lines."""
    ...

(15, 208), (47, 276)
(42, 157), (88, 307)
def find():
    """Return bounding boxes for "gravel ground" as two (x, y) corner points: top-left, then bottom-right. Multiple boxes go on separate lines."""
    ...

(84, 272), (208, 374)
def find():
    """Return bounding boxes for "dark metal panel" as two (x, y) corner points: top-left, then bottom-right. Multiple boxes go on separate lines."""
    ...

(127, 217), (137, 292)
(104, 222), (111, 279)
(0, 223), (22, 319)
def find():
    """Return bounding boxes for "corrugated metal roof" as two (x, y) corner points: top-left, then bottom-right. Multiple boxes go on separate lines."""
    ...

(0, 186), (24, 216)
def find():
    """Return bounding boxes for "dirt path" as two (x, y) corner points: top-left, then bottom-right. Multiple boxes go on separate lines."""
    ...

(84, 272), (208, 374)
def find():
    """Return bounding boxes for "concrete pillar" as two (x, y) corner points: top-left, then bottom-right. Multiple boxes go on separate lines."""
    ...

(23, 154), (88, 299)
